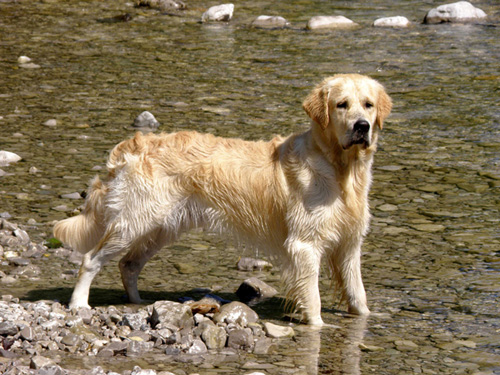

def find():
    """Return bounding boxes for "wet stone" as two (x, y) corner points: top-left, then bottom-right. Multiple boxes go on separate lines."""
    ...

(252, 15), (288, 29)
(307, 15), (358, 30)
(236, 277), (278, 303)
(201, 3), (234, 22)
(213, 302), (259, 325)
(227, 328), (253, 350)
(263, 322), (294, 338)
(237, 257), (272, 271)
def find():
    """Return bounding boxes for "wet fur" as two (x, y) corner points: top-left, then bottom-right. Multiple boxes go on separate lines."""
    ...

(54, 74), (391, 325)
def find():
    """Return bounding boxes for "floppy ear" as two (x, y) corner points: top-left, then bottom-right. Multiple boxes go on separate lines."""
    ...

(303, 84), (330, 130)
(376, 86), (392, 130)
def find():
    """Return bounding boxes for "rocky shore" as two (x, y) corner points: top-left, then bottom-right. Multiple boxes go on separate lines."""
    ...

(0, 219), (294, 375)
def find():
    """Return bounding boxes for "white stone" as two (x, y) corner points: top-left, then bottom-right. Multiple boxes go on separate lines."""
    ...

(43, 119), (57, 127)
(201, 3), (234, 23)
(0, 151), (22, 167)
(263, 322), (295, 338)
(252, 15), (288, 29)
(307, 15), (358, 30)
(373, 16), (410, 28)
(424, 1), (487, 24)
(18, 56), (31, 64)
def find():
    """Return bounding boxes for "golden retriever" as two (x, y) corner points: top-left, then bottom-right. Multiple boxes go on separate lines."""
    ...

(54, 74), (391, 325)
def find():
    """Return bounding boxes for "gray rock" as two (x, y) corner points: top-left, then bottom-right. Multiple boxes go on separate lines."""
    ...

(0, 151), (22, 167)
(38, 365), (65, 375)
(30, 355), (55, 369)
(135, 0), (186, 11)
(77, 307), (93, 324)
(13, 228), (30, 244)
(252, 15), (288, 29)
(0, 321), (18, 336)
(126, 340), (154, 356)
(20, 326), (34, 341)
(373, 16), (411, 28)
(236, 277), (278, 303)
(306, 15), (358, 30)
(123, 313), (146, 331)
(60, 192), (82, 200)
(263, 322), (294, 338)
(213, 301), (259, 325)
(132, 111), (160, 129)
(61, 333), (80, 347)
(103, 340), (129, 355)
(424, 1), (487, 24)
(187, 338), (208, 354)
(9, 257), (30, 266)
(237, 257), (272, 271)
(227, 328), (253, 350)
(150, 301), (194, 329)
(201, 3), (234, 22)
(200, 322), (227, 349)
(253, 337), (275, 354)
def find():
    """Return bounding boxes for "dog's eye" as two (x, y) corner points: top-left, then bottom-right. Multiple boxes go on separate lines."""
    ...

(337, 101), (347, 109)
(365, 101), (374, 109)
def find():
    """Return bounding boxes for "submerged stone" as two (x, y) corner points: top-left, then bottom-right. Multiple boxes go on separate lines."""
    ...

(373, 16), (410, 28)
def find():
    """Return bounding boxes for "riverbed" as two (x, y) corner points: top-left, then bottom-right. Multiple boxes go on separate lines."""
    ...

(1, 0), (499, 374)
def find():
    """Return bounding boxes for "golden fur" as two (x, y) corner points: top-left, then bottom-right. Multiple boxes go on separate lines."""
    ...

(54, 74), (391, 325)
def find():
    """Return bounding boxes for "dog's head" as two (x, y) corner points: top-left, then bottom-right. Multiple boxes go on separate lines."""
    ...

(303, 74), (392, 150)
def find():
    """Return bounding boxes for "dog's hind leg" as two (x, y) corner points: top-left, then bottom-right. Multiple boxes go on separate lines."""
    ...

(119, 229), (171, 304)
(69, 229), (127, 309)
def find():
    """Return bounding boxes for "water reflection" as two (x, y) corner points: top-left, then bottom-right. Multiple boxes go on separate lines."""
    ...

(294, 316), (367, 375)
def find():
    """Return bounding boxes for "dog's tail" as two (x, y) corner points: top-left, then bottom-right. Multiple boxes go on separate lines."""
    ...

(53, 176), (107, 254)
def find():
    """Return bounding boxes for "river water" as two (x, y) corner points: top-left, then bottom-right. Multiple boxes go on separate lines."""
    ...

(1, 0), (499, 374)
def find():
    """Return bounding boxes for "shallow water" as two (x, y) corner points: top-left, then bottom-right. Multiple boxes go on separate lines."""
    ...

(1, 0), (499, 373)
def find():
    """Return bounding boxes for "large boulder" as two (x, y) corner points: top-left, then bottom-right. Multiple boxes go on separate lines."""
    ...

(424, 1), (487, 24)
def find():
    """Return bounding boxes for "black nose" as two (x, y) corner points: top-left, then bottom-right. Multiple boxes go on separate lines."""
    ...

(353, 120), (370, 134)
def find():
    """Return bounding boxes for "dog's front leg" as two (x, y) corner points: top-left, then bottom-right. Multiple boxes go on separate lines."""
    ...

(335, 244), (370, 315)
(283, 240), (324, 325)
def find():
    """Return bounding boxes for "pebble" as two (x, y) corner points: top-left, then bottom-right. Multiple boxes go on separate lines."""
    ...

(60, 192), (82, 200)
(424, 1), (487, 24)
(201, 3), (234, 23)
(135, 0), (186, 11)
(237, 257), (272, 271)
(43, 119), (57, 127)
(306, 15), (358, 30)
(17, 55), (31, 64)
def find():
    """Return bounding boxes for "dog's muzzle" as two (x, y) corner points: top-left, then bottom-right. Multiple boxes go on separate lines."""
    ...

(350, 120), (371, 148)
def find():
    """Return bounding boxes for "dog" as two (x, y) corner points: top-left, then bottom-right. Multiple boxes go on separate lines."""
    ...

(54, 74), (391, 325)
